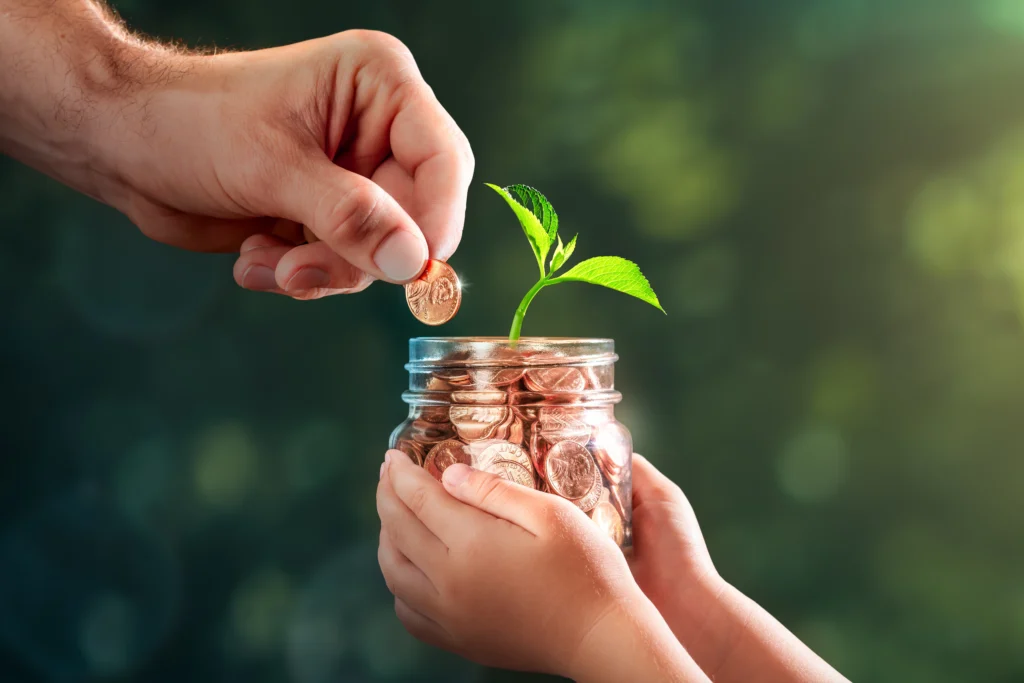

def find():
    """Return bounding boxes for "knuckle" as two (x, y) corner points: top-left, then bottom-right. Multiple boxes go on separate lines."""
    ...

(473, 476), (509, 509)
(366, 31), (415, 63)
(541, 496), (581, 530)
(322, 184), (384, 247)
(405, 483), (431, 518)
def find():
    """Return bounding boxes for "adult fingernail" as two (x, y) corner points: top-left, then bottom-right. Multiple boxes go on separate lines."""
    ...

(285, 267), (330, 293)
(384, 451), (392, 465)
(241, 265), (278, 291)
(380, 461), (385, 479)
(443, 464), (471, 488)
(373, 229), (427, 282)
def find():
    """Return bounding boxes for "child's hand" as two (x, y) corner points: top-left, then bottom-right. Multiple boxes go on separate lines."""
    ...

(629, 454), (725, 653)
(376, 449), (710, 683)
(629, 454), (849, 683)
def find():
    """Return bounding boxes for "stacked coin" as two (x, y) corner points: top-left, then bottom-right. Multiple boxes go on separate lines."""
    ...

(392, 357), (632, 548)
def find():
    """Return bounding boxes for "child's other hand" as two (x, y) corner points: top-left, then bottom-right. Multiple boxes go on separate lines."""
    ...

(629, 453), (723, 634)
(630, 454), (848, 683)
(376, 449), (708, 682)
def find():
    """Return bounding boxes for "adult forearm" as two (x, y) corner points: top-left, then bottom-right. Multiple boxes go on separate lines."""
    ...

(0, 0), (183, 205)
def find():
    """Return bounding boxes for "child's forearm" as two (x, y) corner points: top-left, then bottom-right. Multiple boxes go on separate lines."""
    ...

(567, 592), (712, 683)
(661, 576), (849, 683)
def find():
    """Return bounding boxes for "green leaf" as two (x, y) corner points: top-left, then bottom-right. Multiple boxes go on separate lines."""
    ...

(508, 184), (559, 243)
(561, 234), (577, 266)
(548, 256), (665, 313)
(549, 233), (577, 273)
(486, 183), (550, 274)
(550, 236), (565, 272)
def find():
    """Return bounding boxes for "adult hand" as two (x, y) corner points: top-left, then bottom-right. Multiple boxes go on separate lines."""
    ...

(1, 5), (473, 298)
(375, 450), (709, 683)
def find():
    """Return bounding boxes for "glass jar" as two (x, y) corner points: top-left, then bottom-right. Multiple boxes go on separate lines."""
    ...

(389, 337), (633, 550)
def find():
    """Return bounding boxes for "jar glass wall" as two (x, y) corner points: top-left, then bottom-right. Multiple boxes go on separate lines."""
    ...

(389, 337), (633, 549)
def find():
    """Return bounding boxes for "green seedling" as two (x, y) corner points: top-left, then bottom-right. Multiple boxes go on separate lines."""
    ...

(486, 183), (665, 342)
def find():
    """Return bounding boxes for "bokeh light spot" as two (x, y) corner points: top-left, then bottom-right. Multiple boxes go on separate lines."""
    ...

(906, 178), (988, 275)
(55, 201), (222, 341)
(777, 423), (848, 503)
(285, 419), (346, 493)
(116, 437), (175, 523)
(979, 0), (1024, 35)
(230, 567), (294, 654)
(78, 592), (137, 677)
(193, 422), (258, 509)
(808, 347), (878, 426)
(358, 606), (422, 679)
(672, 243), (738, 316)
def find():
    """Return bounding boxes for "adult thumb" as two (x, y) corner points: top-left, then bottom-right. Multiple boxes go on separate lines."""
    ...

(442, 464), (548, 533)
(278, 158), (429, 283)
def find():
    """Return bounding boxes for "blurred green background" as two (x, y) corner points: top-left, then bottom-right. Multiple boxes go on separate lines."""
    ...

(3, 0), (1024, 681)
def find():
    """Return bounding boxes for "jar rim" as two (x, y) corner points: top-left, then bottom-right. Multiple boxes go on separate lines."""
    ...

(411, 336), (613, 344)
(408, 337), (616, 368)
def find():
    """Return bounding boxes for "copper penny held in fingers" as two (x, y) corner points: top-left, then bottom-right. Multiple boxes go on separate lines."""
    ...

(405, 260), (461, 325)
(425, 440), (472, 481)
(544, 441), (599, 500)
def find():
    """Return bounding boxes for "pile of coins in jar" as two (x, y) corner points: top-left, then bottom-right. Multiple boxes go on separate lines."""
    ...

(391, 352), (632, 548)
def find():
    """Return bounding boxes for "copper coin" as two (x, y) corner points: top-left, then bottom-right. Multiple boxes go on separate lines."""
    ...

(486, 459), (537, 489)
(512, 405), (539, 423)
(405, 259), (461, 325)
(523, 367), (586, 393)
(529, 428), (549, 477)
(425, 439), (471, 481)
(417, 406), (451, 424)
(451, 390), (508, 405)
(411, 419), (455, 444)
(584, 365), (611, 390)
(395, 439), (426, 466)
(473, 441), (533, 472)
(538, 407), (592, 445)
(424, 376), (456, 393)
(591, 499), (625, 546)
(607, 480), (630, 522)
(493, 408), (516, 441)
(544, 441), (598, 500)
(435, 368), (472, 386)
(507, 418), (525, 446)
(477, 367), (526, 387)
(572, 474), (603, 513)
(449, 405), (509, 441)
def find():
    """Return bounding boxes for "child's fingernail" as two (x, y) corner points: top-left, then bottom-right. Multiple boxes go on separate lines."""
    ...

(380, 461), (386, 479)
(443, 464), (471, 488)
(384, 451), (392, 465)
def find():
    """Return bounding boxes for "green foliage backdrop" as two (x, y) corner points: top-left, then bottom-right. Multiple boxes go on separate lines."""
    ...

(2, 1), (1024, 681)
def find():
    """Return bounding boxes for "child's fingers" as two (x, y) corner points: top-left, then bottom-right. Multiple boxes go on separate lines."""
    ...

(394, 596), (455, 652)
(377, 456), (449, 572)
(441, 463), (559, 536)
(386, 449), (495, 544)
(632, 453), (691, 508)
(378, 528), (440, 611)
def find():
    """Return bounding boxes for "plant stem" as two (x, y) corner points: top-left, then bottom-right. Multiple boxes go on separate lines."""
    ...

(508, 277), (549, 342)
